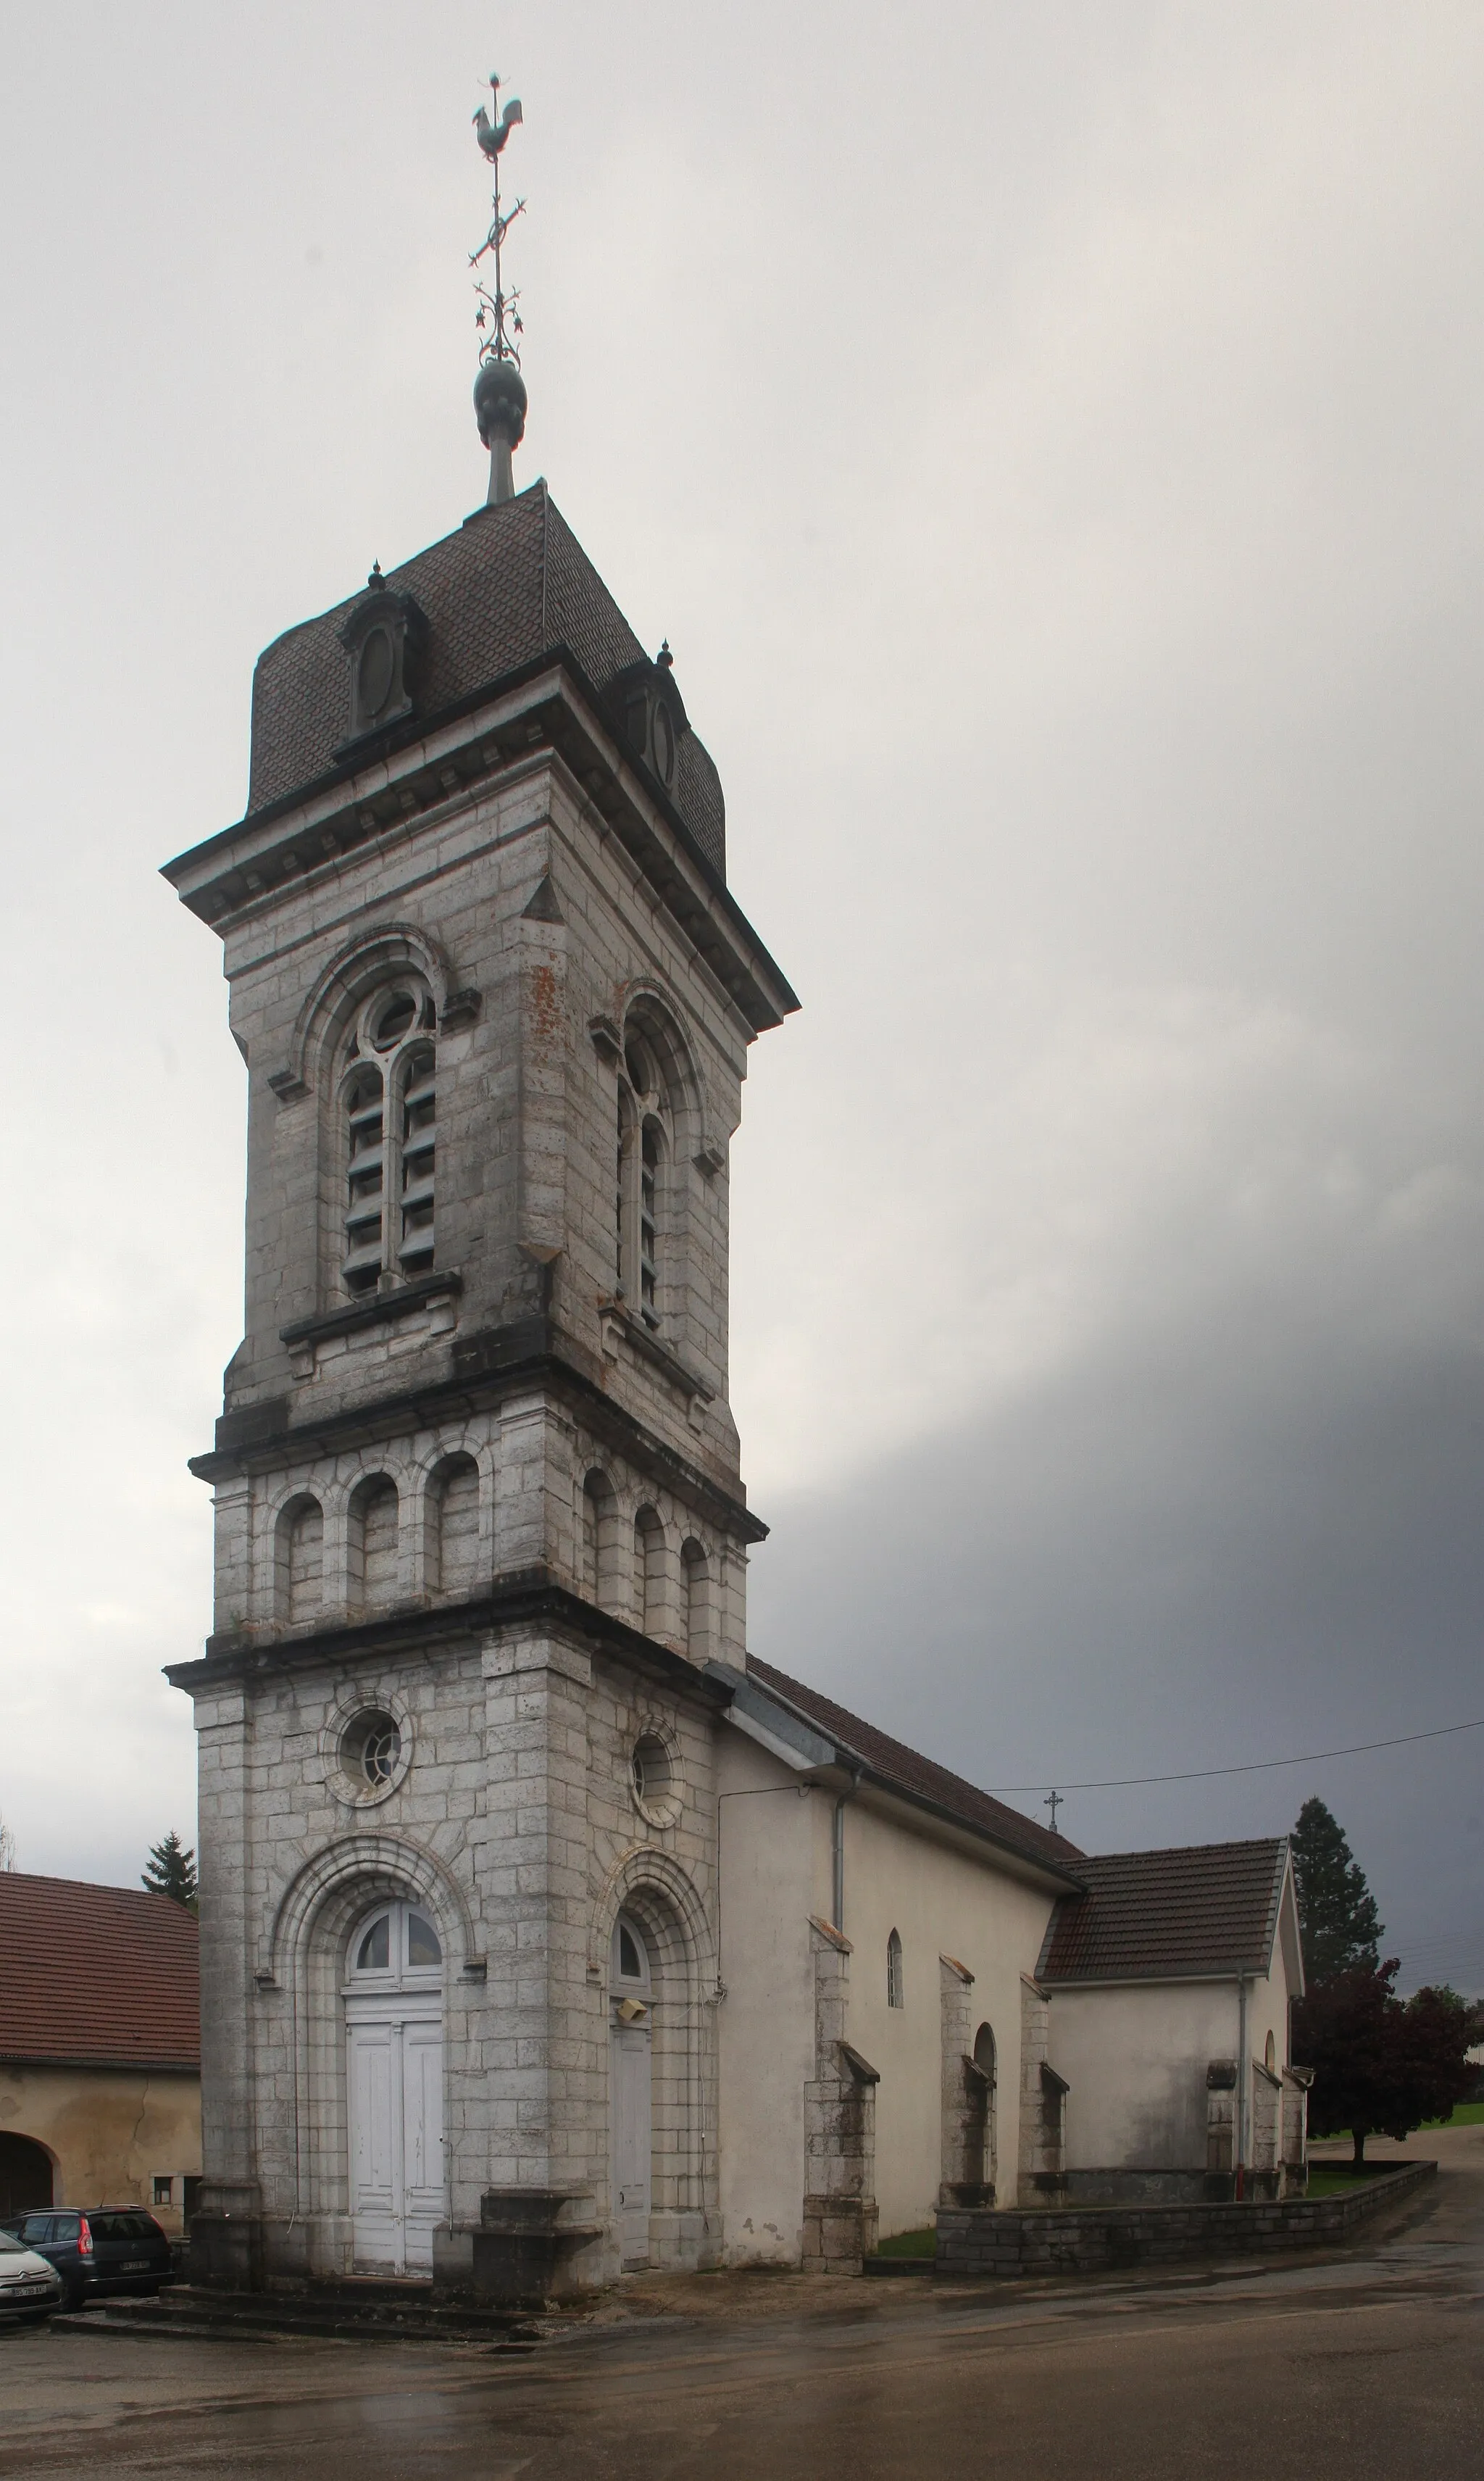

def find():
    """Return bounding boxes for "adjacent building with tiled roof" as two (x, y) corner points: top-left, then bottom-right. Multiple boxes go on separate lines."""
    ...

(0, 1871), (199, 2071)
(0, 1874), (201, 2232)
(1036, 1839), (1293, 1985)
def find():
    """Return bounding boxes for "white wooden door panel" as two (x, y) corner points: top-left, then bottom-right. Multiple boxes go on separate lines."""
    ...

(401, 2019), (445, 2272)
(612, 2023), (651, 2266)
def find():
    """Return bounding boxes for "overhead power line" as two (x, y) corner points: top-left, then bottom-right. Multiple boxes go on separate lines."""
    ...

(990, 1713), (1484, 1796)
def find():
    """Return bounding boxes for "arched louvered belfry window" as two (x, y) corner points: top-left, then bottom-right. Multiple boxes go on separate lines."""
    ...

(341, 981), (437, 1295)
(887, 1928), (904, 2009)
(615, 1031), (672, 1331)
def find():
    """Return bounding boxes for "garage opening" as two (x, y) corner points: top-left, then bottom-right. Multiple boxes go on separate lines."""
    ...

(0, 2132), (54, 2219)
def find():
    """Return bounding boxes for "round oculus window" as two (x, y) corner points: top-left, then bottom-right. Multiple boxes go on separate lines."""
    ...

(630, 1732), (678, 1821)
(341, 1708), (401, 1792)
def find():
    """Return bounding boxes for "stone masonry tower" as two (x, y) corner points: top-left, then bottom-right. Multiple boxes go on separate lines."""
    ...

(164, 322), (796, 2284)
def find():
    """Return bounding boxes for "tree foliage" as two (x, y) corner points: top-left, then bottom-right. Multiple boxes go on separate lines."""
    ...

(1291, 1796), (1383, 1984)
(142, 1831), (198, 1911)
(1293, 1959), (1475, 2161)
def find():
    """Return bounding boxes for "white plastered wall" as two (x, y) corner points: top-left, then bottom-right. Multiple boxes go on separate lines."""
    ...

(1048, 1981), (1242, 2171)
(834, 1792), (1062, 2235)
(714, 1729), (822, 2264)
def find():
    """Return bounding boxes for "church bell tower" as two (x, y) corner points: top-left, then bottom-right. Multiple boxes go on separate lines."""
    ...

(165, 83), (796, 2295)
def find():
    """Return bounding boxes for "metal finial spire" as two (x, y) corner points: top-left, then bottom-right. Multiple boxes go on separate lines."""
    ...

(470, 71), (528, 507)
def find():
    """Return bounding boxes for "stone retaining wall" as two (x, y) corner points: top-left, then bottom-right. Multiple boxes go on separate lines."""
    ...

(936, 2160), (1436, 2277)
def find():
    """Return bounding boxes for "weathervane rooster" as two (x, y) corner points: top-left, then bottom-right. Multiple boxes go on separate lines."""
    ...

(468, 70), (530, 506)
(470, 70), (525, 367)
(473, 86), (523, 161)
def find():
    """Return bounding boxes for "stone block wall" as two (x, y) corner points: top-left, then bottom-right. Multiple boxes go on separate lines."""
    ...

(802, 1919), (879, 2274)
(936, 2159), (1437, 2279)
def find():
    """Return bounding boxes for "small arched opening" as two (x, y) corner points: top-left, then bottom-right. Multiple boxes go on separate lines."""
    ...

(634, 1505), (668, 1640)
(275, 1495), (323, 1625)
(428, 1453), (480, 1598)
(348, 1475), (400, 1613)
(680, 1539), (711, 1663)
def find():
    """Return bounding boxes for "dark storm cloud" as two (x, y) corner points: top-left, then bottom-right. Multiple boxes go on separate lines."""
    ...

(749, 1250), (1484, 1992)
(7, 0), (1484, 1918)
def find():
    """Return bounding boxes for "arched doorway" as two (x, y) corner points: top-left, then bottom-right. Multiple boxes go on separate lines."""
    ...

(343, 1899), (444, 2275)
(609, 1911), (653, 2267)
(0, 2133), (54, 2219)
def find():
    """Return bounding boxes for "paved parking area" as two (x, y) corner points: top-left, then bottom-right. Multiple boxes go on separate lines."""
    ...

(2, 2128), (1480, 2481)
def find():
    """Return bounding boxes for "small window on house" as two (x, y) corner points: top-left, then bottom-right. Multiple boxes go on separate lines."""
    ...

(152, 2177), (173, 2207)
(341, 981), (436, 1296)
(887, 1928), (904, 2008)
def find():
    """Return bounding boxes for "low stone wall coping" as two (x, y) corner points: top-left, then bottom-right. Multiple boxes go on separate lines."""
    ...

(935, 2161), (1437, 2280)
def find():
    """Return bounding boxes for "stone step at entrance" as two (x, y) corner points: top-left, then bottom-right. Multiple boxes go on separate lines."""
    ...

(56, 2280), (544, 2348)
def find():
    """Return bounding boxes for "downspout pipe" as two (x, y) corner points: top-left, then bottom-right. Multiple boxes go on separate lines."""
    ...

(1236, 1974), (1249, 2200)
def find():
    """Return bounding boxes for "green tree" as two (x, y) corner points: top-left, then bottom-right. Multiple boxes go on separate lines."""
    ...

(1291, 1796), (1382, 1984)
(142, 1831), (198, 1911)
(1293, 1960), (1475, 2162)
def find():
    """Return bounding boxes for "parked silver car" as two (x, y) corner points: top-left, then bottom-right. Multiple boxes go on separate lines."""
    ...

(0, 2229), (64, 2324)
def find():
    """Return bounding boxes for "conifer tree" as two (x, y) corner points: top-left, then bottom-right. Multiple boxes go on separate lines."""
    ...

(142, 1831), (198, 1911)
(1291, 1796), (1382, 1984)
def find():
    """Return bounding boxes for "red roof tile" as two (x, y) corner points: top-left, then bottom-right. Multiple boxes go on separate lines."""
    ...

(0, 1874), (199, 2071)
(745, 1658), (1085, 1875)
(1036, 1840), (1290, 1984)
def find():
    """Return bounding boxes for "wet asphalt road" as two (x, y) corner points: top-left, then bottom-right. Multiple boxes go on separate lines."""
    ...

(2, 2132), (1481, 2481)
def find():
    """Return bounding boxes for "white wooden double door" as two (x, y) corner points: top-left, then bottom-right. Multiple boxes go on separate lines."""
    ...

(346, 1998), (444, 2274)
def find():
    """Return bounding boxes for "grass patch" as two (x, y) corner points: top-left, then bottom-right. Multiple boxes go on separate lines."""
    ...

(1304, 2165), (1388, 2196)
(871, 2227), (936, 2260)
(1421, 2100), (1484, 2128)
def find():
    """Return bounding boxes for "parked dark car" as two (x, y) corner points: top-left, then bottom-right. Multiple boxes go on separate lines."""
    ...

(0, 2209), (175, 2310)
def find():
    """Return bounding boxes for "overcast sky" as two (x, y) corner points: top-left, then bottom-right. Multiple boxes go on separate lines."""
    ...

(3, 3), (1482, 1989)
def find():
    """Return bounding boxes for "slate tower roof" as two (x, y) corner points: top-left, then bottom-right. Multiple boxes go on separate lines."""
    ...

(243, 481), (728, 883)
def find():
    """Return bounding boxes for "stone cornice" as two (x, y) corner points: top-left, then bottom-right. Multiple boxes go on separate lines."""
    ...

(159, 647), (798, 1037)
(164, 1568), (738, 1706)
(190, 1313), (768, 1545)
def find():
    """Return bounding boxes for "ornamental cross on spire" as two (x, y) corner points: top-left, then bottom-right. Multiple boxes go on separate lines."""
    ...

(471, 71), (525, 368)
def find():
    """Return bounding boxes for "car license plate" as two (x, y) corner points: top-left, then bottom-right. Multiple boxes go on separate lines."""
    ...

(11, 2285), (49, 2298)
(122, 2260), (148, 2272)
